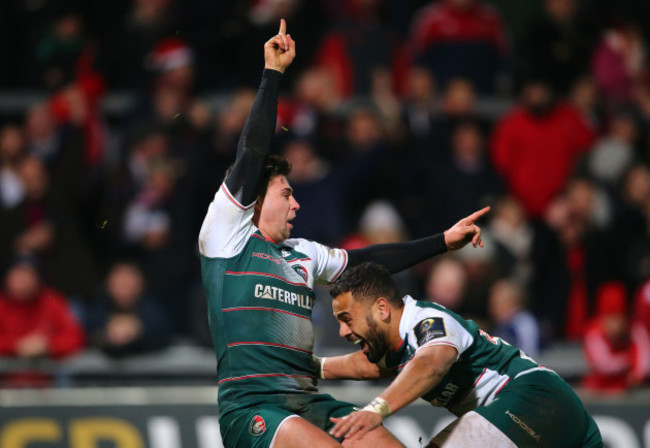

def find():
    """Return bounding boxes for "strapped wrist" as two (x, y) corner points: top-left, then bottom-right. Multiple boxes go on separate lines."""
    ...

(361, 397), (391, 418)
(313, 355), (327, 379)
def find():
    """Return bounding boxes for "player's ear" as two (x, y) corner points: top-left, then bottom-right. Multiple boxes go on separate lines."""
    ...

(375, 297), (390, 321)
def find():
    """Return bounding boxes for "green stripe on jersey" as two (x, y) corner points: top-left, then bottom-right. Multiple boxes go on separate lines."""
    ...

(201, 232), (319, 415)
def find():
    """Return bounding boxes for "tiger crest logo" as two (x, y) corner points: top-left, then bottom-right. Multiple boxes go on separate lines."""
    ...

(292, 264), (309, 282)
(249, 415), (266, 436)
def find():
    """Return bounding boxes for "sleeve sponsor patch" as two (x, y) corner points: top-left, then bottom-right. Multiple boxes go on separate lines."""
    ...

(414, 318), (446, 346)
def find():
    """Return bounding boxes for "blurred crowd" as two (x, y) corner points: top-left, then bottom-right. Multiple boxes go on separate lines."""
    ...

(1, 0), (650, 392)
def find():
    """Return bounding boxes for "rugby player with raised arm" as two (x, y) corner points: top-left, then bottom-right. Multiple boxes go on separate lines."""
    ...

(198, 20), (490, 448)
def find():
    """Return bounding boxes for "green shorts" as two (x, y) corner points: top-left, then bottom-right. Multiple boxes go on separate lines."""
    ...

(475, 370), (602, 448)
(219, 393), (357, 448)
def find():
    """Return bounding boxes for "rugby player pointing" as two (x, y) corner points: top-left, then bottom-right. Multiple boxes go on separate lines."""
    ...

(326, 263), (602, 448)
(199, 20), (489, 448)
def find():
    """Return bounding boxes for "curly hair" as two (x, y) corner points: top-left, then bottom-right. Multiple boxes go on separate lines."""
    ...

(330, 262), (402, 307)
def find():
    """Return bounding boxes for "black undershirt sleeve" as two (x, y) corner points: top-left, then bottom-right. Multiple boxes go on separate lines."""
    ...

(224, 69), (282, 206)
(346, 234), (448, 273)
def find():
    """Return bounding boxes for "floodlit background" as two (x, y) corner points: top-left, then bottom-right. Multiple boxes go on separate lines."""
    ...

(1, 0), (650, 447)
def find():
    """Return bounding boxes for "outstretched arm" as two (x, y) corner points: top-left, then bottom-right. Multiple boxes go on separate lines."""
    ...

(224, 19), (296, 206)
(346, 206), (490, 273)
(315, 351), (395, 380)
(329, 345), (457, 441)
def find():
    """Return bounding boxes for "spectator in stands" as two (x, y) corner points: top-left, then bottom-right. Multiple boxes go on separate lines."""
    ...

(491, 79), (596, 219)
(424, 120), (503, 232)
(424, 257), (467, 313)
(369, 67), (402, 140)
(536, 178), (613, 340)
(121, 150), (193, 291)
(569, 76), (602, 129)
(522, 0), (595, 95)
(581, 108), (639, 187)
(0, 255), (85, 359)
(84, 261), (172, 358)
(489, 196), (534, 284)
(488, 278), (541, 356)
(429, 78), (481, 163)
(582, 282), (650, 392)
(614, 164), (650, 289)
(33, 12), (86, 90)
(339, 107), (397, 230)
(346, 200), (421, 297)
(401, 65), (437, 150)
(0, 156), (54, 266)
(133, 37), (197, 136)
(407, 0), (509, 94)
(612, 163), (650, 239)
(592, 24), (647, 108)
(103, 127), (172, 242)
(0, 155), (97, 298)
(398, 66), (438, 229)
(48, 53), (107, 169)
(23, 102), (87, 203)
(315, 0), (398, 98)
(455, 230), (498, 325)
(277, 67), (346, 158)
(0, 124), (26, 209)
(97, 0), (180, 90)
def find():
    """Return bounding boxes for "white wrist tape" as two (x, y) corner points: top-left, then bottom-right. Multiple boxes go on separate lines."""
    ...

(361, 397), (392, 418)
(320, 356), (327, 379)
(313, 355), (328, 379)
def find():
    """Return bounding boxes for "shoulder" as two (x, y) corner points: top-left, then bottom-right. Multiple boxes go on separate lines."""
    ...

(199, 184), (257, 258)
(284, 238), (339, 259)
(402, 298), (450, 339)
(402, 297), (475, 354)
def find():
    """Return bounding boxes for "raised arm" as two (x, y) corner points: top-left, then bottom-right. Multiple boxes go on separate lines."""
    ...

(346, 206), (490, 273)
(224, 19), (296, 206)
(330, 345), (457, 441)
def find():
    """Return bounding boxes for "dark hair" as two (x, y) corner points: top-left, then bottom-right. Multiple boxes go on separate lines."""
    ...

(330, 262), (402, 307)
(258, 154), (291, 197)
(224, 154), (291, 198)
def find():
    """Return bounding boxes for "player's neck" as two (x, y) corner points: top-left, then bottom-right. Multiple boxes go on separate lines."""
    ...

(387, 305), (405, 351)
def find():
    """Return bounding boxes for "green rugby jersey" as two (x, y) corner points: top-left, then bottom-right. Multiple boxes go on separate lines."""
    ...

(198, 184), (348, 415)
(382, 296), (547, 416)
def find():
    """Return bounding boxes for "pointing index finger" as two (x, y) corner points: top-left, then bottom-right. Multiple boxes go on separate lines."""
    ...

(465, 206), (491, 224)
(279, 18), (286, 35)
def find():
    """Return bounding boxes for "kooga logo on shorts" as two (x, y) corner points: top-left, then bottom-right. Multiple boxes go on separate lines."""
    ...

(505, 410), (541, 442)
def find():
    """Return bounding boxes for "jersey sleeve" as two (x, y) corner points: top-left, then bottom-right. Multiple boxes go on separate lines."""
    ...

(286, 239), (348, 283)
(407, 308), (474, 358)
(198, 183), (256, 258)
